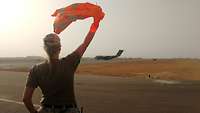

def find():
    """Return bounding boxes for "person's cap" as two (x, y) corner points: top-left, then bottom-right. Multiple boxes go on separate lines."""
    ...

(43, 33), (61, 47)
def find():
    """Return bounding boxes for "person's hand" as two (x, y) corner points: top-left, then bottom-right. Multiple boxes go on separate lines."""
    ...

(90, 20), (100, 33)
(90, 12), (104, 33)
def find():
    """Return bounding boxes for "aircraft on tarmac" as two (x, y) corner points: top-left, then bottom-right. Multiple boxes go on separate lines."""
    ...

(95, 50), (124, 60)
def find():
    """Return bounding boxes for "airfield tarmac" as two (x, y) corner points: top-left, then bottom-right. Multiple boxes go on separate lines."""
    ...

(0, 71), (200, 113)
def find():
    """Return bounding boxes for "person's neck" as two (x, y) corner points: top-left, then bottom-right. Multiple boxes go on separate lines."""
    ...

(48, 57), (59, 64)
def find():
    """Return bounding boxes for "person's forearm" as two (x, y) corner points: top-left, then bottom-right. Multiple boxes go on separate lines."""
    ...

(82, 21), (99, 45)
(75, 22), (99, 56)
(76, 32), (95, 56)
(82, 31), (95, 48)
(23, 100), (37, 113)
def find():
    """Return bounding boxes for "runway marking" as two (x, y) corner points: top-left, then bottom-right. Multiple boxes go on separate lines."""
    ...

(0, 98), (40, 107)
(153, 80), (180, 84)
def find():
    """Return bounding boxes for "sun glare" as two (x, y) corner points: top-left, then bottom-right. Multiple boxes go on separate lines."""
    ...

(0, 0), (27, 30)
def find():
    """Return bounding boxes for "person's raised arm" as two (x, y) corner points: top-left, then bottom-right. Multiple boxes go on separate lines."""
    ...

(75, 20), (101, 57)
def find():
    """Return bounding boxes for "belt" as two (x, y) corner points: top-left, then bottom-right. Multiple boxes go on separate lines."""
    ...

(43, 104), (77, 109)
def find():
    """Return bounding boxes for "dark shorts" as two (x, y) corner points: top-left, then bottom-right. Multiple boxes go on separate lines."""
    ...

(38, 106), (80, 113)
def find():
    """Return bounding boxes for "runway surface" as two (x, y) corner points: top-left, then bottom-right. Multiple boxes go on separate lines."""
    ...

(0, 71), (200, 113)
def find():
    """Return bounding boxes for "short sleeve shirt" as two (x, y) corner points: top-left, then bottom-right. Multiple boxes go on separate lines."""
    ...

(26, 52), (81, 105)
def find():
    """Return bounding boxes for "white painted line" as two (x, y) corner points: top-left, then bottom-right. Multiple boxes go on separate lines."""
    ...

(0, 98), (40, 107)
(153, 80), (180, 84)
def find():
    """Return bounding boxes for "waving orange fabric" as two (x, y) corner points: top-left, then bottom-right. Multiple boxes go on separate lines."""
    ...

(52, 2), (105, 34)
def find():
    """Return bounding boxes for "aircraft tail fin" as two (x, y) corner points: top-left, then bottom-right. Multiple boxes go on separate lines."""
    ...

(116, 50), (124, 57)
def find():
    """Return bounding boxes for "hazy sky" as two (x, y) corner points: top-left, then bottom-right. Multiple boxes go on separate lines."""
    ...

(0, 0), (200, 58)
